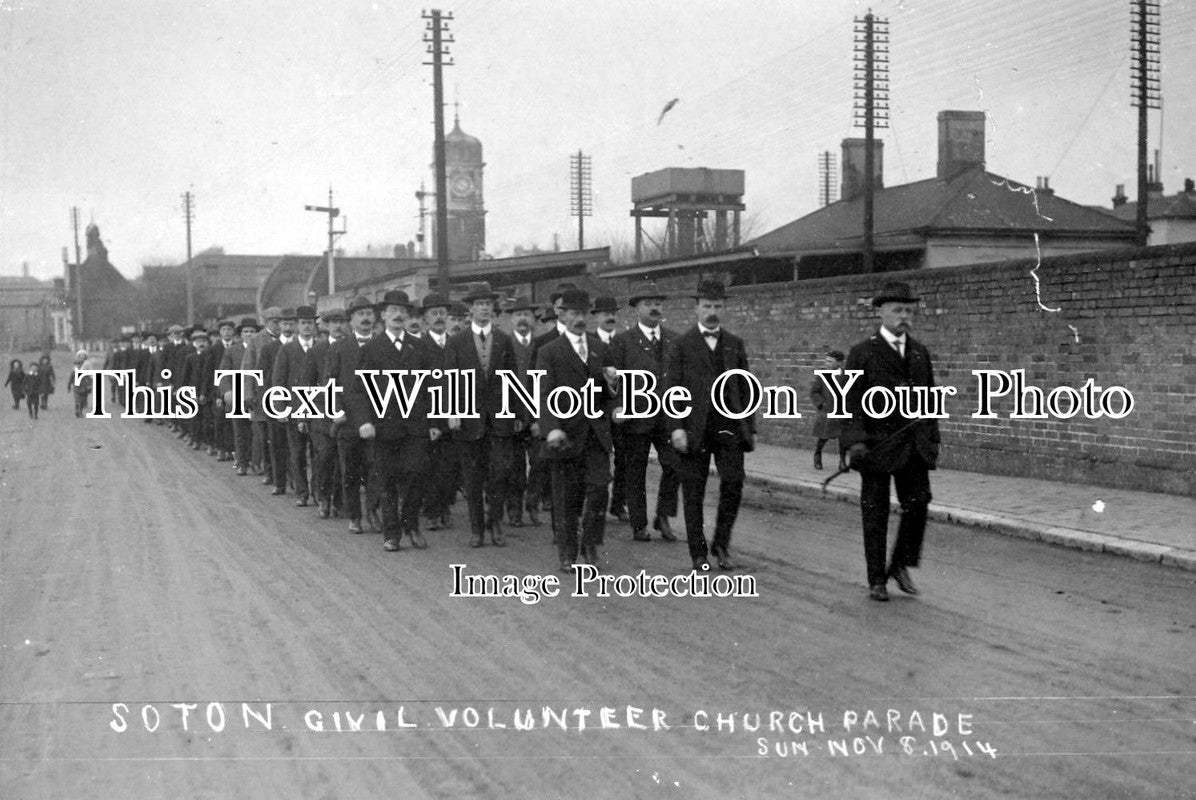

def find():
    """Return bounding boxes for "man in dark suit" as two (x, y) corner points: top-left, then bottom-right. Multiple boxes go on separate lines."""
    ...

(842, 281), (941, 602)
(503, 294), (540, 528)
(347, 290), (441, 551)
(241, 307), (283, 477)
(306, 308), (347, 518)
(218, 318), (256, 473)
(536, 289), (619, 572)
(327, 297), (377, 534)
(590, 295), (630, 524)
(412, 291), (457, 531)
(258, 308), (295, 495)
(444, 282), (524, 548)
(607, 285), (680, 543)
(204, 319), (237, 460)
(272, 306), (320, 506)
(528, 282), (577, 534)
(180, 330), (212, 449)
(665, 279), (756, 572)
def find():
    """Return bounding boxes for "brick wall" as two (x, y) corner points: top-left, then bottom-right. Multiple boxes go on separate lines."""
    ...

(600, 242), (1196, 497)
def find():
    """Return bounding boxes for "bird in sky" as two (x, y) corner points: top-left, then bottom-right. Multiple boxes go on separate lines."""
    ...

(657, 98), (680, 125)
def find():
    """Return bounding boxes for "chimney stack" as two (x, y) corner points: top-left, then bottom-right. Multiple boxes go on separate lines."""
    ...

(840, 137), (884, 201)
(937, 110), (986, 179)
(1184, 177), (1194, 195)
(1112, 184), (1128, 208)
(1035, 176), (1055, 196)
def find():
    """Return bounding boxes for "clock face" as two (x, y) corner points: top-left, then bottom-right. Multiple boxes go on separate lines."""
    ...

(450, 173), (475, 197)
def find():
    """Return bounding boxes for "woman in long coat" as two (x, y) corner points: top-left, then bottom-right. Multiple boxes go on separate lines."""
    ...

(809, 350), (847, 470)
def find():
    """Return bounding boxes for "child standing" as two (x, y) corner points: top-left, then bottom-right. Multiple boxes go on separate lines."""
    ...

(4, 359), (24, 410)
(23, 363), (42, 419)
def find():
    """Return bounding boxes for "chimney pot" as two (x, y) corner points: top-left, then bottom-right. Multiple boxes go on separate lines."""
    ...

(1185, 177), (1194, 194)
(1112, 183), (1128, 208)
(937, 110), (986, 179)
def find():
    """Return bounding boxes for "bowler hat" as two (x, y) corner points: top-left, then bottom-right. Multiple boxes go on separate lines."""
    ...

(503, 294), (536, 313)
(190, 329), (210, 341)
(345, 296), (374, 315)
(463, 282), (500, 304)
(871, 281), (920, 307)
(420, 292), (451, 313)
(693, 279), (728, 301)
(320, 308), (347, 323)
(167, 323), (185, 334)
(538, 304), (557, 323)
(448, 301), (470, 317)
(549, 282), (577, 303)
(628, 283), (668, 306)
(239, 317), (260, 331)
(295, 305), (318, 321)
(590, 295), (619, 314)
(375, 290), (414, 312)
(217, 318), (236, 329)
(278, 307), (298, 321)
(262, 306), (283, 321)
(557, 288), (592, 313)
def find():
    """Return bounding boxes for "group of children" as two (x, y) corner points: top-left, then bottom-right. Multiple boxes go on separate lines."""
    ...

(4, 351), (92, 420)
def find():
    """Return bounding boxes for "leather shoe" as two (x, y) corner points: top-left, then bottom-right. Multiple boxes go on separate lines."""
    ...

(632, 527), (651, 542)
(712, 547), (736, 571)
(559, 557), (574, 574)
(383, 538), (401, 552)
(489, 519), (506, 547)
(295, 496), (309, 508)
(408, 528), (428, 549)
(526, 507), (541, 527)
(869, 584), (890, 602)
(610, 508), (630, 523)
(653, 515), (677, 542)
(261, 475), (273, 486)
(692, 557), (710, 572)
(270, 487), (285, 496)
(470, 531), (485, 548)
(348, 519), (363, 534)
(318, 499), (331, 518)
(366, 508), (383, 532)
(889, 566), (918, 595)
(813, 451), (823, 470)
(582, 546), (600, 569)
(236, 466), (247, 476)
(425, 515), (443, 531)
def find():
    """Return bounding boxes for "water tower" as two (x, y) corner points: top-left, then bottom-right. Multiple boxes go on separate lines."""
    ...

(630, 167), (745, 261)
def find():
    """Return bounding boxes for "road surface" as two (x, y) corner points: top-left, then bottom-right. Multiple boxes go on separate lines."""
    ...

(1, 359), (1193, 798)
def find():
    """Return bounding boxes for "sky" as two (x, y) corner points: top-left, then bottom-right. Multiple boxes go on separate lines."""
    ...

(1, 0), (1194, 280)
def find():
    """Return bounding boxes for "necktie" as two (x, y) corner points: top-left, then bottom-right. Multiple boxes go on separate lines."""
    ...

(394, 335), (403, 353)
(892, 338), (904, 357)
(650, 331), (662, 361)
(703, 330), (719, 340)
(479, 330), (487, 344)
(577, 336), (588, 363)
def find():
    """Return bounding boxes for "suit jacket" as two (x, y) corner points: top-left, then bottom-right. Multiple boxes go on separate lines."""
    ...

(201, 339), (230, 403)
(271, 337), (319, 422)
(347, 330), (435, 441)
(535, 333), (616, 455)
(607, 324), (676, 436)
(443, 325), (522, 440)
(304, 336), (337, 434)
(241, 330), (280, 423)
(216, 341), (246, 400)
(326, 334), (374, 439)
(167, 342), (190, 389)
(180, 349), (207, 401)
(840, 331), (940, 472)
(664, 326), (757, 453)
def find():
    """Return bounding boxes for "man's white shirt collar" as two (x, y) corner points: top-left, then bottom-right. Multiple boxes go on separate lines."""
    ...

(471, 322), (492, 336)
(638, 322), (661, 340)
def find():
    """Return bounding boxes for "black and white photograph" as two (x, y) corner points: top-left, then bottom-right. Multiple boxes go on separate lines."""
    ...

(1, 1), (1194, 797)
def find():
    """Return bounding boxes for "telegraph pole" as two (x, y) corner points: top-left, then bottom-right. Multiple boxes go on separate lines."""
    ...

(818, 150), (837, 207)
(70, 206), (83, 337)
(1131, 0), (1161, 247)
(569, 150), (592, 250)
(415, 181), (431, 258)
(423, 9), (454, 289)
(182, 191), (194, 324)
(853, 10), (889, 273)
(305, 187), (346, 296)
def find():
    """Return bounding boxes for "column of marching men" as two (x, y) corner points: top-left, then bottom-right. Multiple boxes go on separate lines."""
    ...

(126, 278), (760, 575)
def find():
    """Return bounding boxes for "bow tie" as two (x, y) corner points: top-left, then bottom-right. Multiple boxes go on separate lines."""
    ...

(702, 330), (720, 339)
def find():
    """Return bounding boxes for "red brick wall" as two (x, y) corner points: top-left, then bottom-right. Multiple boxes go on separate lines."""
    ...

(600, 242), (1196, 496)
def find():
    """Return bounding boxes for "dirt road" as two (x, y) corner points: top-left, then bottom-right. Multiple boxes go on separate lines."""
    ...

(1, 354), (1193, 798)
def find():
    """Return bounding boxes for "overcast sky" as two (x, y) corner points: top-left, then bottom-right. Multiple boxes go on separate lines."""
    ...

(1, 0), (1193, 279)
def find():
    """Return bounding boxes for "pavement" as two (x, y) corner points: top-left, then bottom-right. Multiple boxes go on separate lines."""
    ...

(724, 442), (1196, 573)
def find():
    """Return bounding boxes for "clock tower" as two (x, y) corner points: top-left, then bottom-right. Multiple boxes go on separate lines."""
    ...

(434, 111), (486, 262)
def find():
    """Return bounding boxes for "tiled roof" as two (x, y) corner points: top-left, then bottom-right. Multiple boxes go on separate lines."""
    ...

(750, 167), (1137, 254)
(1108, 191), (1196, 222)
